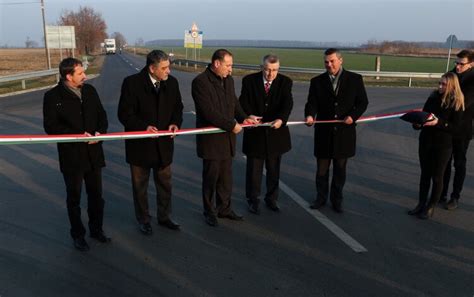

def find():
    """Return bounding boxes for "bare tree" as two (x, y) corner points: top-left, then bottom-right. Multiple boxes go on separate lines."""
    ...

(58, 6), (107, 55)
(111, 32), (127, 49)
(25, 36), (39, 48)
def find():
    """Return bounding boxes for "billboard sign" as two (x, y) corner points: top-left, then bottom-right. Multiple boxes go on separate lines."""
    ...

(46, 26), (76, 49)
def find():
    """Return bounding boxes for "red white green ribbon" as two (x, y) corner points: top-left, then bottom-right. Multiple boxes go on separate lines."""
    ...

(0, 109), (419, 145)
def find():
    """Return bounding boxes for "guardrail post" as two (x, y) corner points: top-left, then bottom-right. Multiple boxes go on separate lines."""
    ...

(179, 61), (181, 67)
(375, 56), (381, 80)
(185, 62), (188, 68)
(194, 63), (197, 70)
(408, 77), (412, 87)
(56, 74), (60, 82)
(21, 80), (26, 90)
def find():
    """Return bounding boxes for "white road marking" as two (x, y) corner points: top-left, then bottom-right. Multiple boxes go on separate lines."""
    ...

(278, 180), (368, 253)
(241, 156), (368, 253)
(184, 113), (367, 253)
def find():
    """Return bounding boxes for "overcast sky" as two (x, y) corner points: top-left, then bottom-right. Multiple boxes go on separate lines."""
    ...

(0, 0), (473, 47)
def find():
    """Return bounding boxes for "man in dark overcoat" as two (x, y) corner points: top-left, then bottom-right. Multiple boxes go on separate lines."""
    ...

(305, 48), (368, 213)
(239, 54), (293, 214)
(43, 57), (110, 251)
(192, 49), (258, 226)
(442, 49), (474, 210)
(118, 50), (183, 234)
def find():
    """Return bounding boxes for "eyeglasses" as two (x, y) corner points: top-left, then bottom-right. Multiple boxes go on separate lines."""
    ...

(455, 61), (469, 66)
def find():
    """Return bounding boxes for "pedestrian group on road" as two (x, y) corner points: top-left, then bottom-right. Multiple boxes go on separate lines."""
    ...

(42, 48), (473, 251)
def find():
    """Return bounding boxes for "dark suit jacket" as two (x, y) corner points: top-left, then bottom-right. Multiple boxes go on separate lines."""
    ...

(304, 69), (368, 158)
(240, 72), (293, 157)
(118, 68), (183, 167)
(418, 91), (463, 149)
(192, 67), (247, 160)
(43, 81), (108, 173)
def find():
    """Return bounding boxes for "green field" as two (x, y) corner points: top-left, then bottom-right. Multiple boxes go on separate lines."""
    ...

(150, 46), (450, 73)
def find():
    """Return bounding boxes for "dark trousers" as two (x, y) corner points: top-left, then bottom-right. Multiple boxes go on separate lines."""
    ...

(442, 138), (471, 200)
(202, 159), (233, 217)
(245, 155), (281, 205)
(419, 145), (452, 207)
(315, 158), (347, 206)
(62, 168), (104, 239)
(130, 164), (172, 224)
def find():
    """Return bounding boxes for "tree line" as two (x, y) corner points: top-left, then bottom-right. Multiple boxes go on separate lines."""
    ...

(58, 6), (127, 55)
(17, 6), (127, 54)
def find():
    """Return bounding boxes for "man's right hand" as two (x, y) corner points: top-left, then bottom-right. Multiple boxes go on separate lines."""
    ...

(232, 123), (243, 134)
(305, 116), (315, 126)
(146, 125), (159, 133)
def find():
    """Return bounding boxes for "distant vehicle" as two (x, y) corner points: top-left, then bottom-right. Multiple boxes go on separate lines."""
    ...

(104, 39), (116, 54)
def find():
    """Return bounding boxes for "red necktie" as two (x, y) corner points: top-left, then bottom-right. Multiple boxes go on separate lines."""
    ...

(264, 82), (270, 95)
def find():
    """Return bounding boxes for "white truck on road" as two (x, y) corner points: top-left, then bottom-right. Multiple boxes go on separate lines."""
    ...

(104, 39), (116, 54)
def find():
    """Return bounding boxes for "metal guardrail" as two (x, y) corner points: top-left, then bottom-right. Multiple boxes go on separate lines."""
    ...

(173, 59), (443, 87)
(0, 69), (59, 90)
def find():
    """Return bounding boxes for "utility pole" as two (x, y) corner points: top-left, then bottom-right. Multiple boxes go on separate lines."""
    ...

(41, 0), (51, 69)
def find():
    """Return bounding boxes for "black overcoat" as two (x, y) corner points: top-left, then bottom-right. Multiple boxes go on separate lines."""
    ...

(418, 91), (464, 149)
(192, 67), (247, 160)
(239, 72), (293, 158)
(304, 69), (368, 158)
(118, 68), (183, 167)
(454, 68), (474, 140)
(43, 81), (108, 173)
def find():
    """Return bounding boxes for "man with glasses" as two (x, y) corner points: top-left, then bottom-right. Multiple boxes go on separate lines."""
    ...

(239, 54), (293, 214)
(442, 49), (474, 210)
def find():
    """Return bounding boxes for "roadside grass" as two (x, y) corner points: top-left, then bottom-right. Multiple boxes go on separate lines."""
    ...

(172, 63), (439, 88)
(142, 46), (450, 73)
(0, 51), (105, 95)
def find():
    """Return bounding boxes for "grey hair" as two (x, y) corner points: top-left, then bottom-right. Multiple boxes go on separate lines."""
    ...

(146, 50), (169, 67)
(262, 54), (279, 66)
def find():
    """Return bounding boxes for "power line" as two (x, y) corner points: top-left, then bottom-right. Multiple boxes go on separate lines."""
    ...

(0, 1), (40, 5)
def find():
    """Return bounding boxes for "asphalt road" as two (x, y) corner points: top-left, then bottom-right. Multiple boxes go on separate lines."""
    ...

(0, 52), (472, 297)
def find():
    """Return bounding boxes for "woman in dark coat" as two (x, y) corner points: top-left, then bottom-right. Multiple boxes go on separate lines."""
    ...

(409, 72), (465, 219)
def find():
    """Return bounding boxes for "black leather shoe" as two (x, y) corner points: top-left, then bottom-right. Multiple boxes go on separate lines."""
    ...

(264, 199), (280, 212)
(408, 202), (425, 215)
(248, 202), (260, 215)
(139, 223), (153, 235)
(445, 198), (458, 210)
(418, 207), (434, 220)
(439, 196), (448, 204)
(310, 199), (326, 209)
(218, 211), (244, 221)
(204, 214), (218, 227)
(90, 231), (111, 243)
(73, 237), (90, 251)
(332, 203), (343, 213)
(158, 219), (181, 230)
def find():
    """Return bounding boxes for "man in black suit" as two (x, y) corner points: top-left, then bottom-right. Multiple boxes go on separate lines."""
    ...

(118, 50), (183, 234)
(43, 57), (110, 251)
(305, 48), (368, 213)
(239, 54), (293, 214)
(442, 49), (474, 210)
(192, 49), (259, 226)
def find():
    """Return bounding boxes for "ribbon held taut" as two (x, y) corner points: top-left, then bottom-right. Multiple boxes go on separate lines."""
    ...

(0, 109), (419, 145)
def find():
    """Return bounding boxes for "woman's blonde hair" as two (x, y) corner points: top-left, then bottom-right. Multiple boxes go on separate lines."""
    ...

(440, 72), (465, 111)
